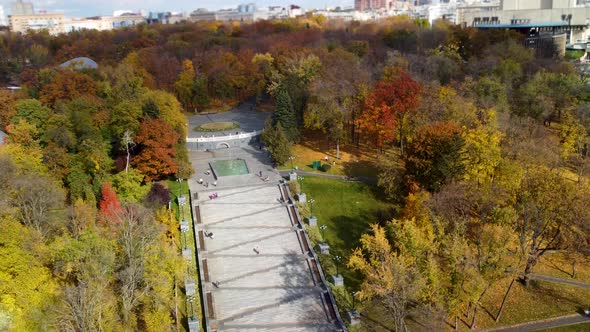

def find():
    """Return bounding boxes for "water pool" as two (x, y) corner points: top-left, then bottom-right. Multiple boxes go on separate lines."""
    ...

(210, 159), (250, 177)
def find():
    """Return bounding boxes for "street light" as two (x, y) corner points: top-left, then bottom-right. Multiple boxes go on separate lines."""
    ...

(320, 224), (327, 241)
(187, 295), (195, 320)
(289, 156), (295, 171)
(351, 291), (358, 310)
(334, 255), (341, 275)
(297, 176), (305, 193)
(308, 198), (315, 216)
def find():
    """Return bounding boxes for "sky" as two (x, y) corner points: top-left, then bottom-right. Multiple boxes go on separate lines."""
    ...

(0, 0), (353, 17)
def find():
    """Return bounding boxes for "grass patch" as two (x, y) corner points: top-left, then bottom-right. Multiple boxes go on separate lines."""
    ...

(301, 177), (394, 289)
(565, 50), (586, 60)
(193, 122), (240, 132)
(465, 278), (590, 331)
(534, 252), (590, 283)
(168, 180), (204, 332)
(278, 130), (380, 178)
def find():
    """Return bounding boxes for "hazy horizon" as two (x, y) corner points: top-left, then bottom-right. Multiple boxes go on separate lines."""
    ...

(0, 0), (354, 17)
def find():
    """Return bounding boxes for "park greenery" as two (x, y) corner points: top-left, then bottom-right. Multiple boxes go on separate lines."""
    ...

(0, 14), (590, 331)
(193, 121), (240, 132)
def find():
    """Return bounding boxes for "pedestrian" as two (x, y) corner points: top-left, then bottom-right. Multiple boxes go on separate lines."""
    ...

(213, 181), (217, 186)
(199, 178), (203, 184)
(259, 170), (262, 177)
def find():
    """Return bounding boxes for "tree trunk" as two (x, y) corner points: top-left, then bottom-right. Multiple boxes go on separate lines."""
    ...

(126, 145), (130, 173)
(174, 277), (179, 331)
(455, 316), (458, 330)
(470, 304), (478, 330)
(496, 278), (516, 322)
(336, 139), (340, 159)
(572, 261), (577, 278)
(398, 118), (404, 155)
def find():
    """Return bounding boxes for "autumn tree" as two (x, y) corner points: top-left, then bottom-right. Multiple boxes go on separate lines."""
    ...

(405, 122), (464, 191)
(516, 168), (589, 286)
(348, 224), (425, 331)
(305, 49), (368, 158)
(132, 119), (180, 182)
(39, 71), (97, 107)
(174, 59), (196, 112)
(11, 174), (65, 237)
(357, 71), (422, 153)
(99, 182), (122, 220)
(0, 90), (16, 130)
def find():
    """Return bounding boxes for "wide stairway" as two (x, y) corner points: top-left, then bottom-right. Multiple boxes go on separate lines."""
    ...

(197, 184), (341, 332)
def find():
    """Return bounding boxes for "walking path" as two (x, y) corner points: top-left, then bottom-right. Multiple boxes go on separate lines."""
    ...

(484, 313), (590, 332)
(529, 273), (590, 289)
(278, 169), (376, 184)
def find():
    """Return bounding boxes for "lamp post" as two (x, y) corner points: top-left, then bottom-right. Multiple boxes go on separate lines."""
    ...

(351, 291), (358, 310)
(334, 255), (341, 275)
(187, 295), (195, 320)
(308, 198), (315, 216)
(297, 176), (305, 193)
(320, 224), (327, 241)
(289, 156), (295, 171)
(182, 227), (187, 249)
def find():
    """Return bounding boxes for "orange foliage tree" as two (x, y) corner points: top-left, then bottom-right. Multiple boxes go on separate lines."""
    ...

(132, 119), (180, 182)
(39, 71), (97, 107)
(99, 182), (122, 220)
(356, 70), (421, 152)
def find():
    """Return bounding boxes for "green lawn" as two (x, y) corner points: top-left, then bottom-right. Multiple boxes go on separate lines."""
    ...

(299, 177), (394, 289)
(168, 180), (204, 332)
(193, 122), (240, 132)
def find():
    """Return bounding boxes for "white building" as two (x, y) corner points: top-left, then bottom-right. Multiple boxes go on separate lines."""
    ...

(413, 0), (460, 24)
(458, 0), (590, 45)
(313, 7), (374, 21)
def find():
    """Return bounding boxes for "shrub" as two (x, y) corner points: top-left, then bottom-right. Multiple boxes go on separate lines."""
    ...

(320, 164), (331, 172)
(288, 180), (300, 195)
(145, 183), (170, 207)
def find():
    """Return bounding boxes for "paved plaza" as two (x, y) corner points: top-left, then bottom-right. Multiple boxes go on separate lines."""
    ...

(188, 147), (342, 331)
(187, 104), (270, 138)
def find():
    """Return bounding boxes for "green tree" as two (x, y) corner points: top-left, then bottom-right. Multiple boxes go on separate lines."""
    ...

(112, 168), (151, 203)
(274, 88), (299, 142)
(261, 120), (292, 165)
(405, 122), (465, 191)
(12, 99), (51, 130)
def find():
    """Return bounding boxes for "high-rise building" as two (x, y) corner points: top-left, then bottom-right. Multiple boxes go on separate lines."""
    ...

(354, 0), (391, 11)
(354, 0), (416, 11)
(10, 0), (34, 16)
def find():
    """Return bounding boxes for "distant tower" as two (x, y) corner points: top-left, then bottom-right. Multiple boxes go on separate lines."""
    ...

(10, 0), (34, 16)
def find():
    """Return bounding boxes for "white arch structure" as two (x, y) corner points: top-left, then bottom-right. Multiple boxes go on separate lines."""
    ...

(186, 130), (263, 150)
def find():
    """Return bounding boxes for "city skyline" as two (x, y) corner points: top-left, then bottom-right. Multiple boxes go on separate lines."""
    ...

(0, 0), (354, 17)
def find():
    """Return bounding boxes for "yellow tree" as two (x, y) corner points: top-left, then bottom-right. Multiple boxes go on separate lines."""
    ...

(348, 224), (425, 331)
(461, 109), (504, 185)
(174, 59), (196, 112)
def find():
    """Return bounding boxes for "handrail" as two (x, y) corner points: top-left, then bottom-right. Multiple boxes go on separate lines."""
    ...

(186, 130), (263, 143)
